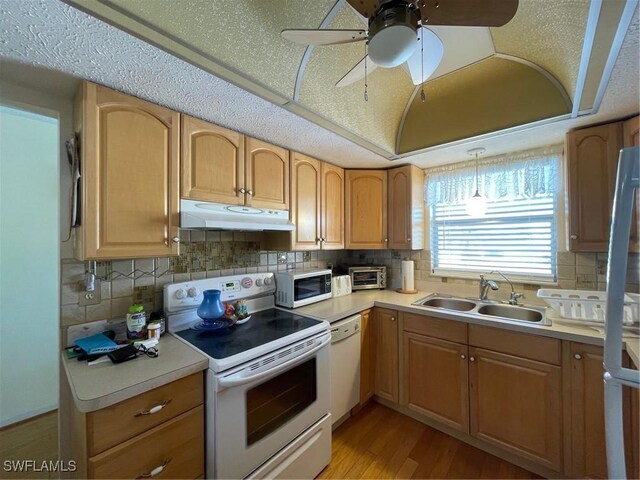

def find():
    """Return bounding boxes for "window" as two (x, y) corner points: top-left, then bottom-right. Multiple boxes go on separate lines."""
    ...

(426, 147), (561, 282)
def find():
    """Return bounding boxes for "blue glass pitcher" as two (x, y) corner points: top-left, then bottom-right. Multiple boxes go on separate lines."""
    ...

(197, 289), (225, 322)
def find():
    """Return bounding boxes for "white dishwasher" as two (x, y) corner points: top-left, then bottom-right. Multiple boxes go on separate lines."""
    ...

(330, 314), (361, 427)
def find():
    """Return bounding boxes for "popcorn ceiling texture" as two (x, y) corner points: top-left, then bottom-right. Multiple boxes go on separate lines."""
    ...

(0, 0), (389, 168)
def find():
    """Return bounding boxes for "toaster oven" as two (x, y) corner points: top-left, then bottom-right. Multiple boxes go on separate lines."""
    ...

(341, 266), (386, 291)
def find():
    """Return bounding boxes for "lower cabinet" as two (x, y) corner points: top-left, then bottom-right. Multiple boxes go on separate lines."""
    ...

(469, 347), (562, 471)
(373, 307), (399, 403)
(64, 372), (204, 479)
(358, 308), (375, 405)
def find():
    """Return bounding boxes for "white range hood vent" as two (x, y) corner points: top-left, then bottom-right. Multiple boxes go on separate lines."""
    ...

(180, 199), (295, 231)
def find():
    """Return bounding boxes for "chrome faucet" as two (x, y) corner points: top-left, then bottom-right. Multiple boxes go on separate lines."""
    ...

(479, 274), (499, 300)
(490, 270), (525, 305)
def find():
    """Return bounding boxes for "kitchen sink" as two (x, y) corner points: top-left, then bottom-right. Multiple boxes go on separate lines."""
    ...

(420, 297), (477, 311)
(412, 293), (550, 326)
(477, 304), (544, 323)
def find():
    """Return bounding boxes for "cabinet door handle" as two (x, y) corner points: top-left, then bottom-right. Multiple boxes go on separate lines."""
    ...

(570, 234), (578, 240)
(171, 236), (180, 244)
(574, 353), (582, 360)
(239, 188), (246, 194)
(460, 354), (466, 359)
(407, 238), (411, 241)
(247, 189), (254, 196)
(469, 356), (475, 362)
(384, 238), (388, 242)
(134, 399), (172, 417)
(138, 458), (172, 478)
(390, 316), (396, 321)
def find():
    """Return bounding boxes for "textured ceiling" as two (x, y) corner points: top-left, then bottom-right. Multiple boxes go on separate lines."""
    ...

(491, 0), (590, 100)
(0, 0), (638, 169)
(105, 0), (333, 98)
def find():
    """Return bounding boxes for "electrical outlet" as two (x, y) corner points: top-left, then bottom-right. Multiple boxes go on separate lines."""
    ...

(79, 279), (101, 306)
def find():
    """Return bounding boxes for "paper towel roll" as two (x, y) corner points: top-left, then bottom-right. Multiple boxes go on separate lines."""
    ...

(401, 259), (415, 291)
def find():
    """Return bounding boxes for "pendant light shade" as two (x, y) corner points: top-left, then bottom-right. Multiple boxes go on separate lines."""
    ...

(466, 147), (486, 217)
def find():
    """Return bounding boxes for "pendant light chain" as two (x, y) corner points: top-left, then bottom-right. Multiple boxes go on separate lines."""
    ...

(364, 41), (369, 102)
(420, 22), (425, 102)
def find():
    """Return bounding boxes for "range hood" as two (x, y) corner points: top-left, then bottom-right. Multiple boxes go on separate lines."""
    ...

(180, 199), (295, 231)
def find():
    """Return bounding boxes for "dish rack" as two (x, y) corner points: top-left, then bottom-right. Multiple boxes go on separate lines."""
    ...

(537, 289), (639, 326)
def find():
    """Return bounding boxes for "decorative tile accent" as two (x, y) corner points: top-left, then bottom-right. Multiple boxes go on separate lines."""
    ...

(133, 285), (154, 304)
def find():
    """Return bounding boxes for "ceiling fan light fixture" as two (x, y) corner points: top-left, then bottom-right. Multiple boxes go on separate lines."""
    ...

(369, 24), (417, 67)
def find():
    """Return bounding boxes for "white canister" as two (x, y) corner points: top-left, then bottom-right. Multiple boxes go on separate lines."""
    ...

(147, 321), (161, 341)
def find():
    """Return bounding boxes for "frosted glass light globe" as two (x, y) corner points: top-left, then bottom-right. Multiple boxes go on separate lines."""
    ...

(368, 24), (418, 68)
(466, 191), (487, 217)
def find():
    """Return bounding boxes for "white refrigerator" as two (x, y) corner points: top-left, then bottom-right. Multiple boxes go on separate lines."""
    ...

(604, 146), (640, 479)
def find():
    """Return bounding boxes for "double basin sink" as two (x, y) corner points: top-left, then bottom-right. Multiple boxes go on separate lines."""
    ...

(412, 294), (550, 326)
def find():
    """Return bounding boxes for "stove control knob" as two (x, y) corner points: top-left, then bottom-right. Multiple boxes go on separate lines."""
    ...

(187, 287), (200, 298)
(255, 278), (264, 287)
(264, 276), (273, 286)
(175, 288), (187, 299)
(241, 277), (254, 288)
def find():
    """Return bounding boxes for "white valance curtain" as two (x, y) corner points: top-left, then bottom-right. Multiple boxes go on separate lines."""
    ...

(425, 145), (562, 205)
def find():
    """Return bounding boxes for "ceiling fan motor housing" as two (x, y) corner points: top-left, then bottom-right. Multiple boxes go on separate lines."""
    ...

(368, 2), (420, 68)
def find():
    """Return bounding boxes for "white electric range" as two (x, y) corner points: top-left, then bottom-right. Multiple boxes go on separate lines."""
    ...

(165, 272), (332, 480)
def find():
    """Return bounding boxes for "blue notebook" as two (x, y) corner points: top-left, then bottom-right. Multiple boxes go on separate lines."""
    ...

(75, 333), (119, 355)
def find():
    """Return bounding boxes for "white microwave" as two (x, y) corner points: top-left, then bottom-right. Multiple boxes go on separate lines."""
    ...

(274, 269), (333, 308)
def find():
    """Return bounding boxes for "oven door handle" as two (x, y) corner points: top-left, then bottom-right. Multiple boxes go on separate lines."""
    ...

(217, 334), (330, 388)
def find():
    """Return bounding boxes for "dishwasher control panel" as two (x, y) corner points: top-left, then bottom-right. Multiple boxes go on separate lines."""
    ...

(330, 315), (361, 342)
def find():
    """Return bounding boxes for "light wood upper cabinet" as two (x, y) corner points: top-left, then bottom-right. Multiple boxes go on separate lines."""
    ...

(388, 165), (425, 250)
(567, 122), (626, 252)
(181, 115), (244, 205)
(290, 152), (321, 250)
(402, 331), (469, 432)
(346, 170), (388, 249)
(245, 137), (289, 210)
(321, 163), (345, 250)
(373, 308), (399, 403)
(469, 347), (562, 471)
(74, 82), (180, 260)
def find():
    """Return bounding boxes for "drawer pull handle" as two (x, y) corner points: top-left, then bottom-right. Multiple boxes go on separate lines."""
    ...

(138, 458), (171, 478)
(134, 399), (171, 417)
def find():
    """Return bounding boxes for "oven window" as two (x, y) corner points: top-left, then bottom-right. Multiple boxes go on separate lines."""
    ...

(294, 276), (326, 301)
(352, 271), (378, 286)
(246, 358), (317, 446)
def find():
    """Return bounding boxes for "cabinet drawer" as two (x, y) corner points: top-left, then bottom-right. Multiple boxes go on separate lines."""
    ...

(87, 373), (203, 455)
(403, 312), (467, 344)
(468, 325), (560, 365)
(89, 405), (204, 479)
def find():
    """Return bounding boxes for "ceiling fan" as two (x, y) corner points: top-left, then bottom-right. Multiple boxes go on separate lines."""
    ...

(282, 0), (518, 88)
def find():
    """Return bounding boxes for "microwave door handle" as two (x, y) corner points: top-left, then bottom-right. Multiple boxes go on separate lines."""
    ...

(217, 334), (330, 388)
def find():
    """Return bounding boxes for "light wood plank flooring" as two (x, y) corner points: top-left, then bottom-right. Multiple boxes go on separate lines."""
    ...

(0, 411), (58, 480)
(318, 403), (542, 479)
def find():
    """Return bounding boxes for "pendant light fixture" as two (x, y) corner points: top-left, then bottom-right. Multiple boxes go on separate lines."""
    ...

(466, 147), (487, 217)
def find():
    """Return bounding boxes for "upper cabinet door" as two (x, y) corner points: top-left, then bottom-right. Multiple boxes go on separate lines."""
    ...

(290, 152), (321, 251)
(77, 82), (180, 259)
(345, 170), (388, 249)
(388, 165), (425, 250)
(245, 137), (289, 210)
(567, 122), (622, 252)
(321, 163), (345, 250)
(181, 115), (244, 205)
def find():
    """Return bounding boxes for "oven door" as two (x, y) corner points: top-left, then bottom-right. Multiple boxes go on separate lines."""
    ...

(292, 273), (332, 307)
(210, 331), (331, 480)
(351, 269), (381, 290)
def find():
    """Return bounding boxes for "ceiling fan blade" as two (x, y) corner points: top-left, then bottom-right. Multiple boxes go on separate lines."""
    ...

(419, 0), (518, 27)
(345, 0), (380, 19)
(405, 27), (444, 86)
(281, 29), (367, 46)
(335, 56), (379, 88)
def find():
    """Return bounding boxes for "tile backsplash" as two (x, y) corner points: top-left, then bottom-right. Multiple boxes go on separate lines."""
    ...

(60, 230), (640, 327)
(60, 230), (347, 327)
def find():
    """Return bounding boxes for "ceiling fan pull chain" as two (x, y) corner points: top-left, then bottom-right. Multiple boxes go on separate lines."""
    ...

(364, 41), (369, 102)
(420, 21), (426, 102)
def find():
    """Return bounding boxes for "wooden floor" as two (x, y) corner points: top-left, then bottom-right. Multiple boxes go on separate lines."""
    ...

(0, 411), (58, 480)
(318, 403), (542, 480)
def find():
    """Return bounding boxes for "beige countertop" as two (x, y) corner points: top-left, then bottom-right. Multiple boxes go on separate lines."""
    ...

(295, 290), (640, 367)
(63, 333), (208, 413)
